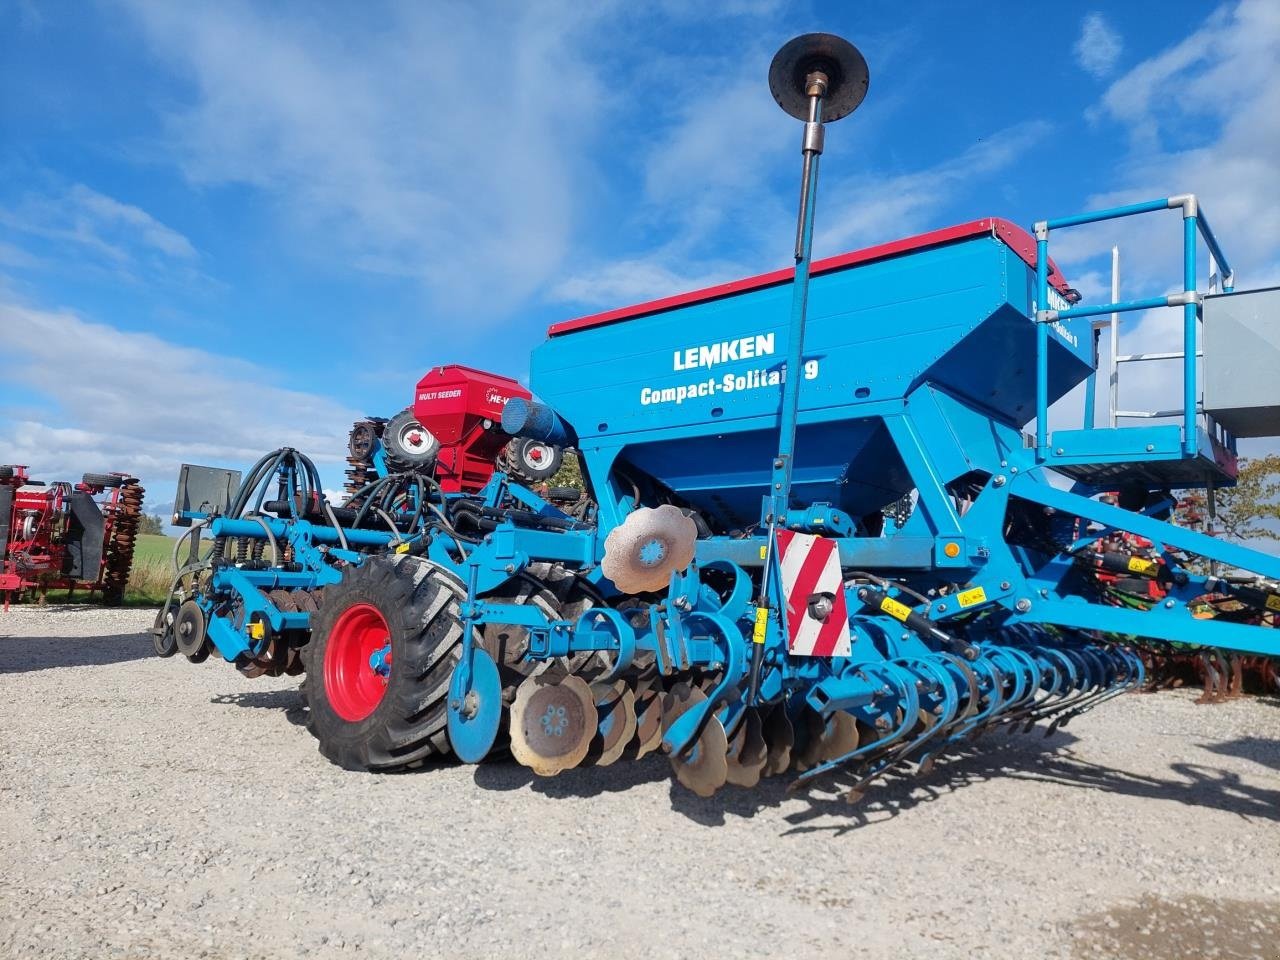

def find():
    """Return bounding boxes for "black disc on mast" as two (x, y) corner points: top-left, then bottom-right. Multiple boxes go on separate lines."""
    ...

(768, 32), (869, 122)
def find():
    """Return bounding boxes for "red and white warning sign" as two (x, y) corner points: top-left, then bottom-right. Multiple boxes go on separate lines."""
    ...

(775, 530), (851, 657)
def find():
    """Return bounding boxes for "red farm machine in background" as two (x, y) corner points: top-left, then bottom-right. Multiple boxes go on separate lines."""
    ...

(343, 365), (565, 496)
(0, 465), (145, 608)
(1083, 491), (1280, 702)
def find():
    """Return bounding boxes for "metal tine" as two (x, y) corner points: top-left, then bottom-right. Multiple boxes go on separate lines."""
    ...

(1044, 644), (1122, 734)
(833, 657), (964, 802)
(1118, 645), (1147, 687)
(907, 654), (965, 722)
(1016, 646), (1077, 732)
(1028, 644), (1105, 730)
(960, 654), (1008, 740)
(987, 647), (1031, 718)
(996, 645), (1066, 733)
(788, 660), (921, 791)
(998, 640), (1072, 731)
(1004, 646), (1047, 710)
(1051, 644), (1144, 729)
(916, 652), (985, 768)
(941, 652), (982, 719)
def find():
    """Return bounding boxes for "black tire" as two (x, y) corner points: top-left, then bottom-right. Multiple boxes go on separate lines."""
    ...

(382, 407), (439, 471)
(152, 607), (179, 658)
(82, 472), (123, 488)
(348, 420), (378, 460)
(504, 438), (563, 484)
(301, 555), (467, 770)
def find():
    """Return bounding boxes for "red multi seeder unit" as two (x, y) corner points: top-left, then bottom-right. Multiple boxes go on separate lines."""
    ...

(344, 365), (564, 497)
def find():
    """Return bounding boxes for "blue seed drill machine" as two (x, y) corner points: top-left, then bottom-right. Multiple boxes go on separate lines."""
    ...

(155, 34), (1280, 798)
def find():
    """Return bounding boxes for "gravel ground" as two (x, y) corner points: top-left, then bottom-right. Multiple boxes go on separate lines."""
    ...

(1, 606), (1278, 960)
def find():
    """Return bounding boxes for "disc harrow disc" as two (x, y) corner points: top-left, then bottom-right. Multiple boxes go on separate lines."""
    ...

(794, 708), (859, 770)
(671, 716), (729, 798)
(601, 504), (697, 594)
(761, 703), (795, 777)
(509, 674), (597, 776)
(725, 708), (768, 789)
(631, 680), (664, 759)
(661, 682), (729, 797)
(585, 680), (636, 767)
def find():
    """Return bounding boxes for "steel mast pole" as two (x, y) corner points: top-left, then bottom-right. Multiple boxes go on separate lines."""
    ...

(768, 77), (826, 527)
(749, 33), (869, 703)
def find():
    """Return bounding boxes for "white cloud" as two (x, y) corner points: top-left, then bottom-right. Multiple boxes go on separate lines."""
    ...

(545, 47), (796, 309)
(551, 49), (1050, 312)
(552, 255), (748, 309)
(1056, 1), (1279, 293)
(1050, 1), (1280, 459)
(0, 182), (197, 272)
(69, 185), (197, 260)
(0, 300), (359, 501)
(818, 121), (1051, 252)
(1074, 13), (1124, 79)
(115, 1), (611, 317)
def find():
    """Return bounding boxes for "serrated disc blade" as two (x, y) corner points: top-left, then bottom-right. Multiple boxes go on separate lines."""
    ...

(725, 708), (767, 788)
(508, 674), (597, 777)
(631, 680), (664, 759)
(601, 504), (697, 594)
(584, 679), (636, 767)
(761, 703), (794, 777)
(670, 715), (729, 798)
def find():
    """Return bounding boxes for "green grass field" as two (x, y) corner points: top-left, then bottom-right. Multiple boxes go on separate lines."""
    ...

(133, 533), (174, 565)
(129, 532), (219, 604)
(125, 534), (177, 604)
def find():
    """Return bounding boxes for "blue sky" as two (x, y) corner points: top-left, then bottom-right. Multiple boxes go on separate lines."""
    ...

(2, 0), (1278, 512)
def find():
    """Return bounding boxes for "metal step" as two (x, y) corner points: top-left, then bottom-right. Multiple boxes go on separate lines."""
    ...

(1046, 423), (1237, 489)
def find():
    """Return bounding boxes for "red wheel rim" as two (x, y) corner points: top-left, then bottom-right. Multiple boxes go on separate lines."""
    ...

(323, 603), (392, 722)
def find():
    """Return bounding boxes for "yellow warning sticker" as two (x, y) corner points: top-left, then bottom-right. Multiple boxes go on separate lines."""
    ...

(880, 596), (912, 622)
(957, 586), (987, 608)
(759, 545), (768, 560)
(395, 542), (411, 554)
(1127, 556), (1158, 576)
(1267, 594), (1280, 612)
(752, 606), (769, 643)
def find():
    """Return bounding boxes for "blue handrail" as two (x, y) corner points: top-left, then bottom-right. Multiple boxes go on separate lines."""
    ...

(1032, 194), (1234, 463)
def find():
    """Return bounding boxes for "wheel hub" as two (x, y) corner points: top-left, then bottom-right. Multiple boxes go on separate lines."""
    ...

(323, 603), (392, 722)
